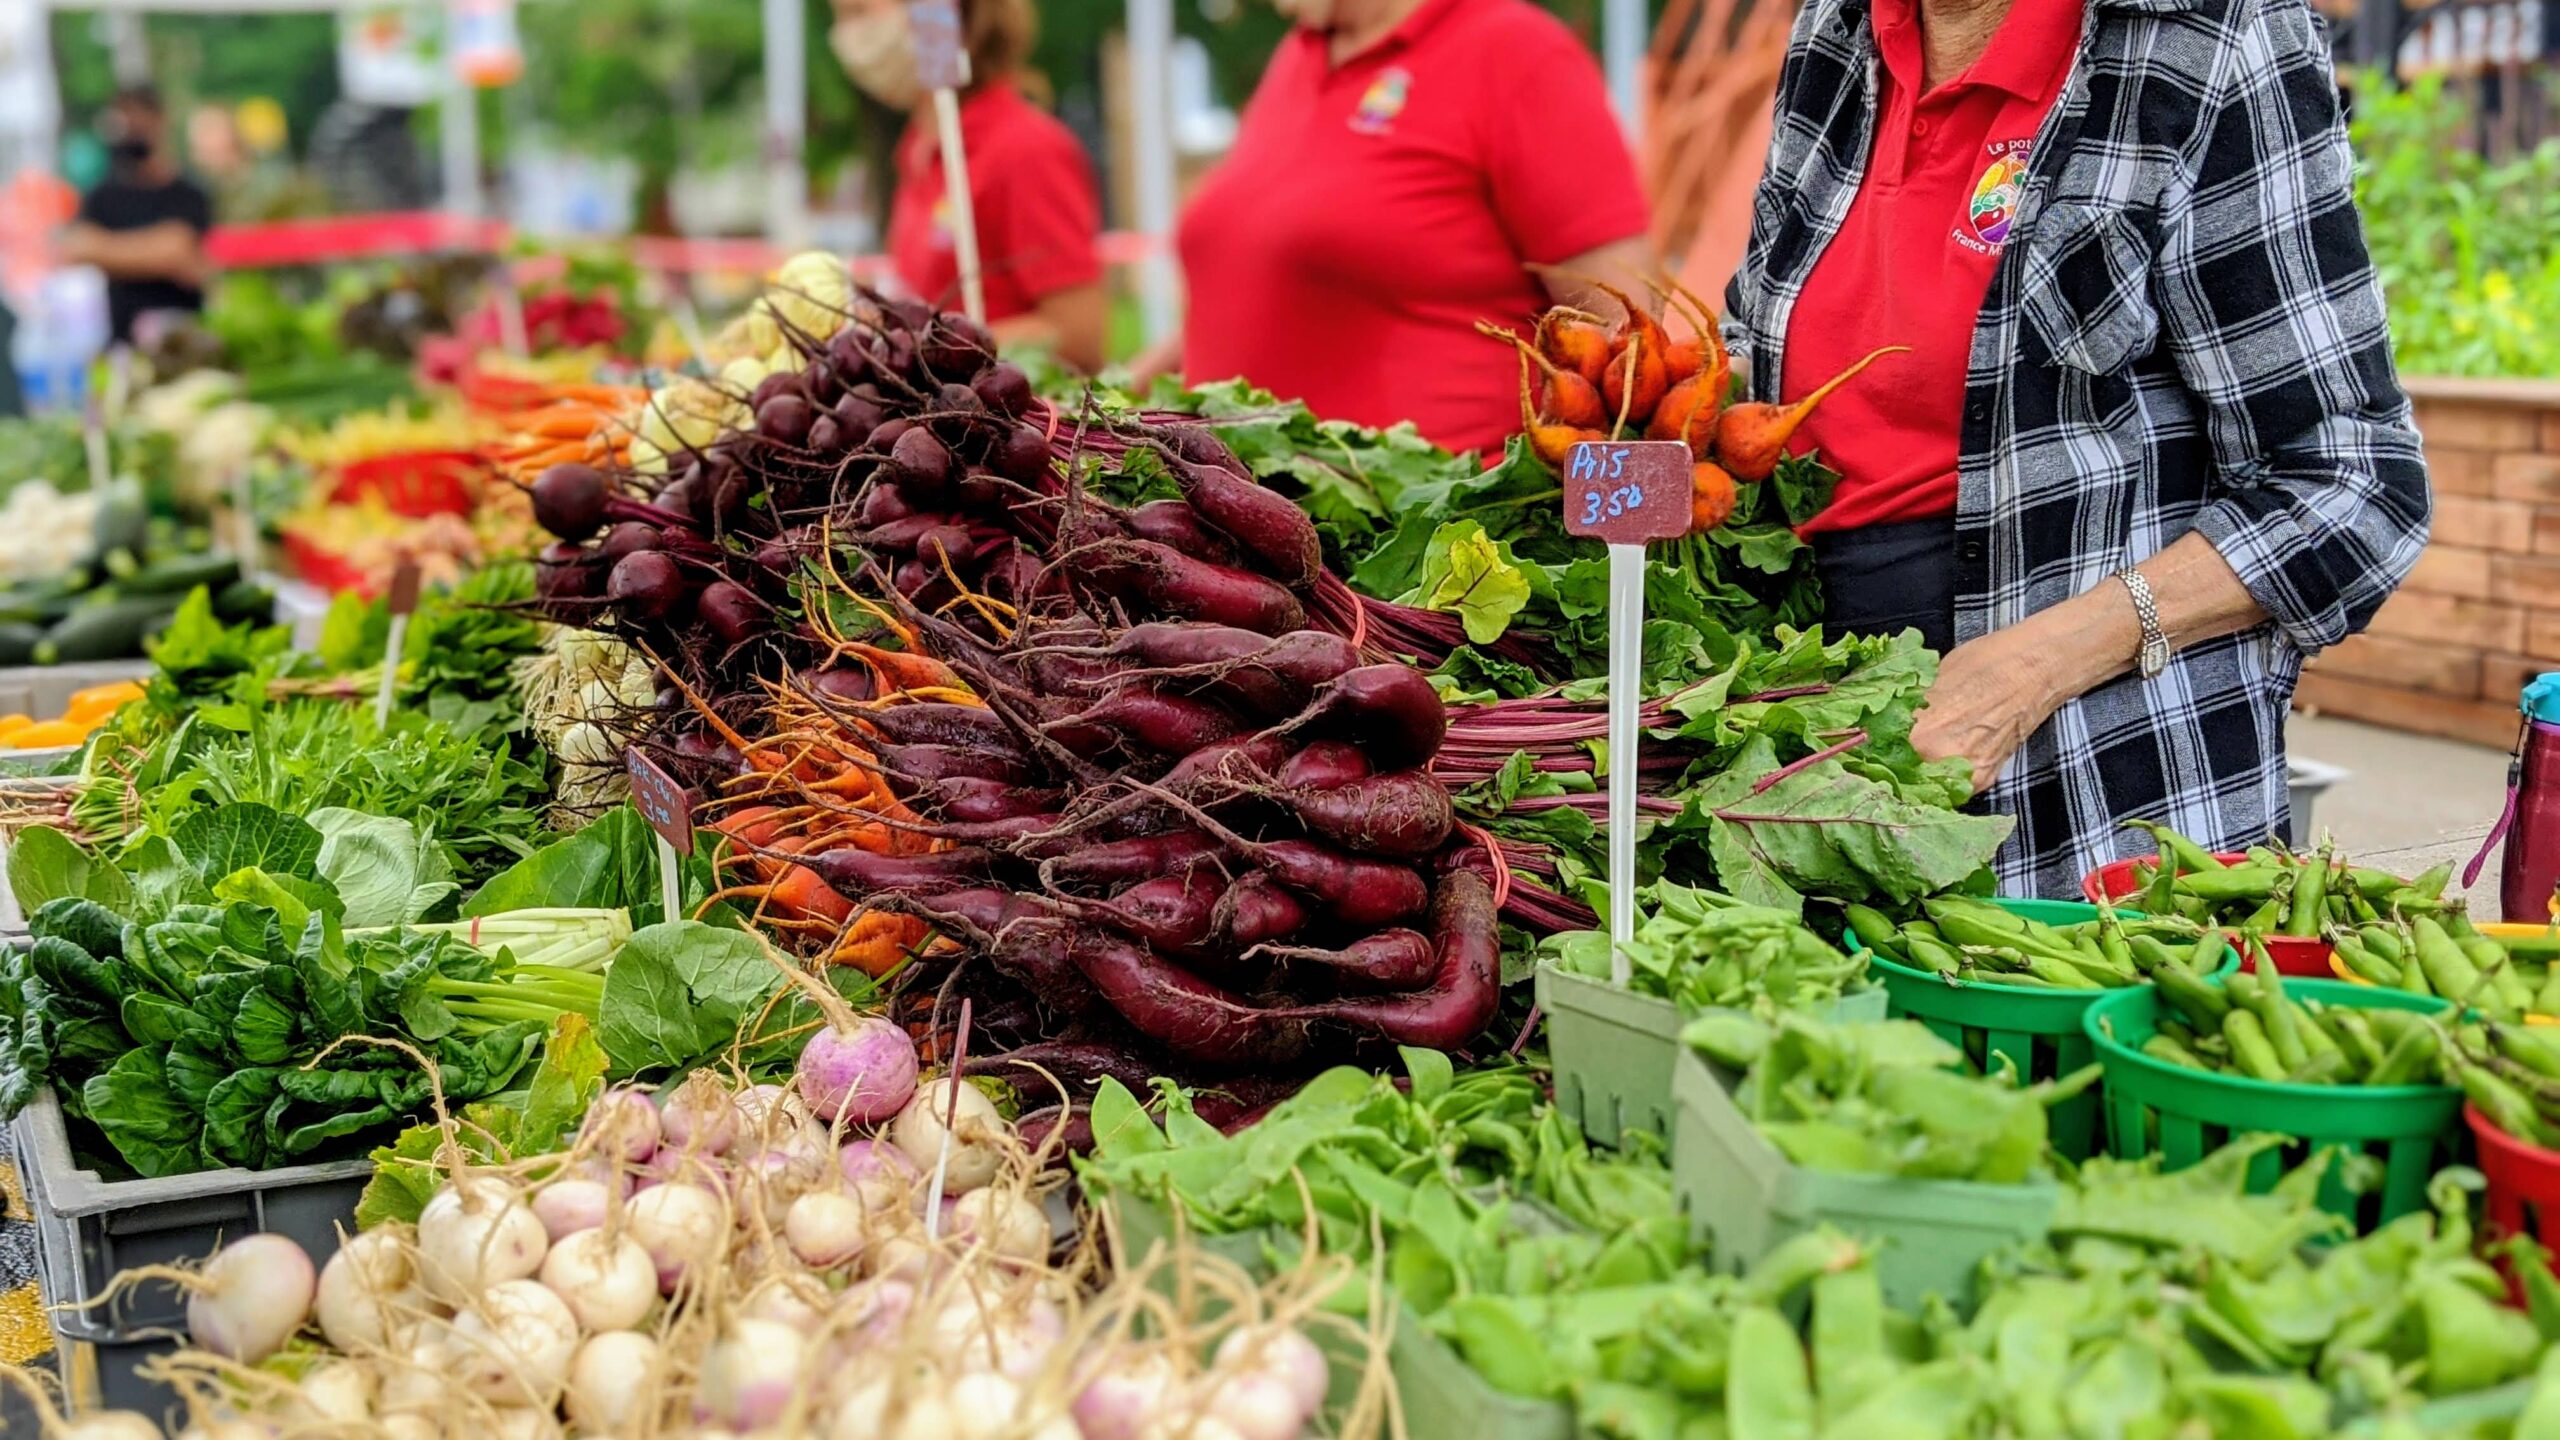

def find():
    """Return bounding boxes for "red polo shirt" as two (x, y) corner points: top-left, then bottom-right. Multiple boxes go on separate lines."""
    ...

(889, 80), (1102, 321)
(1785, 0), (2083, 535)
(1176, 0), (1649, 456)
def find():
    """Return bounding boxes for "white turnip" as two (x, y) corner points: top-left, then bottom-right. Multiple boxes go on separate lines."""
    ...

(314, 1226), (426, 1353)
(740, 1274), (831, 1334)
(417, 1178), (549, 1304)
(890, 1078), (1007, 1194)
(487, 1406), (565, 1440)
(1194, 1367), (1307, 1440)
(795, 1015), (919, 1124)
(627, 1182), (725, 1292)
(928, 1287), (1063, 1380)
(734, 1083), (815, 1143)
(538, 1227), (657, 1332)
(186, 1232), (315, 1364)
(568, 1329), (663, 1433)
(696, 1317), (809, 1430)
(658, 1072), (741, 1156)
(1215, 1326), (1328, 1418)
(287, 1360), (376, 1427)
(531, 1177), (613, 1241)
(943, 1371), (1025, 1440)
(948, 1188), (1049, 1265)
(784, 1190), (868, 1268)
(450, 1279), (580, 1405)
(734, 1129), (830, 1226)
(1073, 1352), (1186, 1440)
(54, 1414), (159, 1440)
(580, 1086), (663, 1163)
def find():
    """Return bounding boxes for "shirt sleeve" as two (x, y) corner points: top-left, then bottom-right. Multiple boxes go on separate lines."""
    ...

(2162, 0), (2429, 655)
(1479, 15), (1651, 265)
(988, 124), (1102, 302)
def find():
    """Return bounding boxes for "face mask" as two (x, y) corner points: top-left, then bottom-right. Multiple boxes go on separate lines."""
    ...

(832, 12), (923, 109)
(108, 136), (151, 164)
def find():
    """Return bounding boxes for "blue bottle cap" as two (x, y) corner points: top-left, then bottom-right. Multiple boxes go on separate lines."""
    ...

(2525, 672), (2560, 725)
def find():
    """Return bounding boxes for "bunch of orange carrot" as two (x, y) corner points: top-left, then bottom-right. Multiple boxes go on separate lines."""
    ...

(1486, 279), (1902, 536)
(481, 381), (649, 483)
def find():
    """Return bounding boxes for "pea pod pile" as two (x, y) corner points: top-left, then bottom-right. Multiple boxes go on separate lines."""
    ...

(1544, 881), (1869, 1013)
(2334, 912), (2560, 1019)
(2136, 949), (2446, 1087)
(2440, 1021), (2560, 1151)
(1682, 1012), (2092, 1182)
(2121, 819), (2453, 939)
(1845, 895), (2223, 990)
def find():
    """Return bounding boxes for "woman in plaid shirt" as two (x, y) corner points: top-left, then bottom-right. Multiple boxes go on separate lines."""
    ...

(1726, 0), (2432, 896)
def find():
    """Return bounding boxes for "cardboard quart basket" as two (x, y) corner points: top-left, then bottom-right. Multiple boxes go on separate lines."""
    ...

(1096, 1189), (1575, 1440)
(1668, 1049), (2058, 1311)
(1534, 961), (1887, 1146)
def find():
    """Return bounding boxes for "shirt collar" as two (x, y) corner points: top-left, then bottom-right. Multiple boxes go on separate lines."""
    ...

(1871, 0), (2084, 100)
(1298, 0), (1472, 68)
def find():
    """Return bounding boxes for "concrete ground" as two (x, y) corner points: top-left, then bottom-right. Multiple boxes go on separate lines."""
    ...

(2285, 712), (2511, 897)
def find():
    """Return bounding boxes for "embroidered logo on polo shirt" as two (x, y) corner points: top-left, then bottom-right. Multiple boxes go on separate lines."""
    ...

(1349, 67), (1412, 134)
(1958, 139), (2033, 254)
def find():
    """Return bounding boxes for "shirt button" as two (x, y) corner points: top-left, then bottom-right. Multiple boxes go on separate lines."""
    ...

(1960, 538), (1987, 565)
(1913, 118), (1931, 137)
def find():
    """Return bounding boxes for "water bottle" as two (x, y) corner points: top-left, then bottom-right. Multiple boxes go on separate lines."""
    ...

(2471, 673), (2560, 922)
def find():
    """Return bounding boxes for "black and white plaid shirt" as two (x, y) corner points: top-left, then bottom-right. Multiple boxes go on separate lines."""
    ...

(1726, 0), (2431, 897)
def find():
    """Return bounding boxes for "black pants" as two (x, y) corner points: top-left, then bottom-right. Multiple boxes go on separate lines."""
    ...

(1815, 516), (1958, 652)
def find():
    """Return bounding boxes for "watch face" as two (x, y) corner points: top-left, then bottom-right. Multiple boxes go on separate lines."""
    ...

(2141, 637), (2169, 677)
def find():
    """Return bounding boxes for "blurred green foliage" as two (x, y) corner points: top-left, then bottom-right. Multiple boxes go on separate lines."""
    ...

(2352, 72), (2560, 380)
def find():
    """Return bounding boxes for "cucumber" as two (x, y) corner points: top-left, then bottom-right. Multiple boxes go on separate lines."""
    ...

(90, 478), (148, 559)
(211, 578), (274, 623)
(120, 553), (240, 598)
(0, 622), (40, 667)
(34, 593), (182, 664)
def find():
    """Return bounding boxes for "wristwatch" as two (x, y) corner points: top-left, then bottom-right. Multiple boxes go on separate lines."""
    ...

(2117, 570), (2169, 679)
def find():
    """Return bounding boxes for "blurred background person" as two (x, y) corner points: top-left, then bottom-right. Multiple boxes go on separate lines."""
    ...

(1134, 0), (1653, 455)
(832, 0), (1107, 371)
(57, 86), (212, 345)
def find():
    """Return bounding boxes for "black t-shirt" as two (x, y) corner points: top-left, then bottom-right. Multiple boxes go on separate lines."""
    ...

(77, 174), (213, 342)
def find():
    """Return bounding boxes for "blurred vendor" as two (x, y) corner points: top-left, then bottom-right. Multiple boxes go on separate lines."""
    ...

(833, 0), (1107, 371)
(1724, 0), (2430, 892)
(1135, 0), (1653, 455)
(60, 87), (212, 345)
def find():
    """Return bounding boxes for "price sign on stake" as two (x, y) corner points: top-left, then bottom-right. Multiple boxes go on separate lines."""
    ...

(626, 747), (697, 927)
(1562, 440), (1692, 984)
(372, 562), (423, 730)
(909, 1), (985, 325)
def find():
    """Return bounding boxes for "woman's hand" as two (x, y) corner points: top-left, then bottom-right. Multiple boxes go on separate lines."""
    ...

(1126, 333), (1184, 391)
(1912, 627), (2073, 795)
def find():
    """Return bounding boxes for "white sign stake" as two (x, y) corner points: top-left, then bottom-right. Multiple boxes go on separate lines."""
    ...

(624, 748), (699, 927)
(910, 3), (985, 326)
(374, 562), (423, 730)
(921, 997), (973, 1243)
(1560, 440), (1693, 985)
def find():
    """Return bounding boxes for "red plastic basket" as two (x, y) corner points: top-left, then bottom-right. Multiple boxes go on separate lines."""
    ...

(2082, 853), (2335, 978)
(2467, 1102), (2560, 1301)
(328, 451), (483, 518)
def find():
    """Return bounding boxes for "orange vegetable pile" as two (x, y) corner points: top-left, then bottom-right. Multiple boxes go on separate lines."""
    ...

(481, 381), (650, 485)
(0, 680), (143, 751)
(1494, 278), (1905, 536)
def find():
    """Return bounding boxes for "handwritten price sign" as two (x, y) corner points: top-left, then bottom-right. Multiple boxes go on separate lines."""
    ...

(626, 748), (698, 859)
(1561, 440), (1693, 544)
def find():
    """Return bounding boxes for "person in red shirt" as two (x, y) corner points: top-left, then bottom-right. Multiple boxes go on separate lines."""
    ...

(1134, 0), (1653, 456)
(1775, 0), (2083, 651)
(831, 0), (1106, 371)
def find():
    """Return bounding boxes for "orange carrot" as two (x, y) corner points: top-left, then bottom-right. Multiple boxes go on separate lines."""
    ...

(769, 864), (853, 923)
(1482, 323), (1604, 429)
(1513, 348), (1594, 468)
(1590, 281), (1673, 424)
(1713, 345), (1907, 482)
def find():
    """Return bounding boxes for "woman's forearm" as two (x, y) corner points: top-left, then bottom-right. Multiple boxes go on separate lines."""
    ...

(2022, 531), (2273, 711)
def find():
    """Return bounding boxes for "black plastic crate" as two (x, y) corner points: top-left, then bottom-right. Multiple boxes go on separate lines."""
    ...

(16, 1088), (369, 1417)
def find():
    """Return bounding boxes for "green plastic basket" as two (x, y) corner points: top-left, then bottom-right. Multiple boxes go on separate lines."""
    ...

(1536, 962), (1887, 1145)
(1101, 1191), (1574, 1440)
(2081, 978), (2462, 1231)
(1668, 1048), (2056, 1310)
(1855, 898), (2235, 1162)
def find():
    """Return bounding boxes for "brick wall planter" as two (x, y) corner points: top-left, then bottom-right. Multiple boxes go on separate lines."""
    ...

(2295, 377), (2560, 749)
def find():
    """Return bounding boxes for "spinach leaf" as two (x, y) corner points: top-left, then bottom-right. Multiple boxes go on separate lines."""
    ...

(8, 827), (130, 914)
(463, 806), (721, 927)
(211, 868), (342, 936)
(175, 802), (324, 884)
(84, 1051), (203, 1177)
(598, 921), (788, 1076)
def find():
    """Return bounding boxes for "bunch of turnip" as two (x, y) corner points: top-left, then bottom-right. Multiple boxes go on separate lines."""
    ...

(76, 1010), (1367, 1440)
